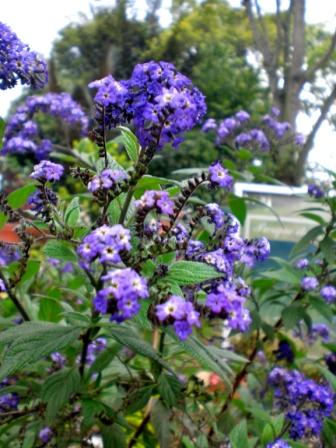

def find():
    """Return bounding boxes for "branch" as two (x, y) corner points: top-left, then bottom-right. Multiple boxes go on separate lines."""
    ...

(0, 270), (30, 321)
(305, 29), (336, 81)
(296, 84), (336, 181)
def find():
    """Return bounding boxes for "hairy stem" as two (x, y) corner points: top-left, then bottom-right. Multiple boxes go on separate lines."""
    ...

(0, 270), (30, 321)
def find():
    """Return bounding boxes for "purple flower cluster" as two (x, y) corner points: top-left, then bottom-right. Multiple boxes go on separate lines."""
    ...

(266, 440), (291, 448)
(309, 323), (330, 343)
(300, 276), (318, 291)
(77, 225), (131, 268)
(50, 352), (66, 369)
(94, 268), (148, 322)
(202, 108), (305, 152)
(208, 161), (233, 190)
(0, 378), (19, 413)
(0, 279), (6, 292)
(30, 160), (64, 182)
(268, 367), (334, 440)
(86, 337), (107, 365)
(308, 184), (325, 199)
(135, 190), (175, 216)
(0, 22), (48, 90)
(0, 245), (20, 266)
(2, 93), (88, 159)
(38, 427), (53, 444)
(205, 282), (251, 331)
(294, 258), (309, 270)
(89, 61), (206, 149)
(28, 188), (57, 217)
(88, 169), (127, 193)
(320, 285), (336, 303)
(155, 295), (200, 340)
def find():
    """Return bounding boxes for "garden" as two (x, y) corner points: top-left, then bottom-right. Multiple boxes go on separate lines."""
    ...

(1, 1), (336, 447)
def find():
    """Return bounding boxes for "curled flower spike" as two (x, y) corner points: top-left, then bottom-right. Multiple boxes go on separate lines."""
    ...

(0, 22), (48, 90)
(30, 160), (64, 182)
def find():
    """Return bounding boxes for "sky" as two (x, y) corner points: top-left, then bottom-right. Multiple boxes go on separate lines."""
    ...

(1, 0), (336, 174)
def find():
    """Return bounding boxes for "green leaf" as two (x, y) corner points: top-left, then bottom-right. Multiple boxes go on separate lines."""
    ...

(300, 212), (326, 225)
(108, 325), (175, 375)
(228, 195), (247, 225)
(64, 197), (80, 227)
(320, 237), (336, 264)
(17, 260), (40, 291)
(125, 385), (154, 414)
(260, 423), (275, 445)
(158, 373), (182, 407)
(229, 420), (248, 448)
(290, 225), (323, 257)
(0, 118), (5, 150)
(282, 303), (307, 330)
(0, 322), (82, 380)
(167, 332), (232, 387)
(0, 212), (8, 230)
(41, 367), (80, 421)
(150, 400), (172, 448)
(43, 239), (77, 262)
(318, 366), (336, 391)
(88, 344), (121, 376)
(7, 184), (36, 209)
(118, 126), (139, 163)
(38, 298), (63, 322)
(165, 261), (221, 286)
(101, 424), (126, 448)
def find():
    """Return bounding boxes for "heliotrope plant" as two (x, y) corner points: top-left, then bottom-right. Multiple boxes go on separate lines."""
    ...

(0, 32), (335, 447)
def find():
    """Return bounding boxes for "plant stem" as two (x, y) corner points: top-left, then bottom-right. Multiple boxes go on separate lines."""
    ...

(118, 187), (134, 225)
(0, 271), (30, 321)
(127, 328), (164, 447)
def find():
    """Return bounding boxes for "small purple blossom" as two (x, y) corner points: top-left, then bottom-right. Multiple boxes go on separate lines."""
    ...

(88, 169), (127, 193)
(235, 110), (250, 123)
(135, 190), (175, 216)
(301, 276), (318, 291)
(155, 295), (200, 340)
(266, 440), (291, 448)
(0, 22), (48, 90)
(0, 279), (6, 292)
(308, 183), (325, 199)
(294, 258), (309, 269)
(208, 161), (233, 190)
(30, 160), (64, 182)
(201, 118), (217, 132)
(321, 285), (336, 303)
(39, 427), (53, 444)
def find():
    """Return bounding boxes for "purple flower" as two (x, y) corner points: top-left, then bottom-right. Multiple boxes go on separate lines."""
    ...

(0, 377), (19, 413)
(250, 129), (270, 151)
(50, 352), (66, 369)
(208, 161), (233, 190)
(268, 367), (334, 440)
(308, 183), (324, 199)
(135, 190), (175, 216)
(274, 340), (294, 363)
(309, 323), (330, 343)
(294, 258), (309, 269)
(38, 427), (53, 444)
(0, 279), (6, 292)
(94, 268), (148, 322)
(77, 224), (131, 266)
(0, 22), (48, 90)
(321, 285), (336, 303)
(204, 203), (225, 229)
(266, 440), (291, 448)
(30, 160), (64, 182)
(301, 276), (318, 291)
(235, 132), (253, 148)
(294, 133), (305, 146)
(90, 61), (206, 149)
(2, 93), (88, 159)
(88, 169), (127, 193)
(235, 110), (250, 123)
(28, 187), (57, 218)
(201, 118), (217, 132)
(155, 295), (200, 340)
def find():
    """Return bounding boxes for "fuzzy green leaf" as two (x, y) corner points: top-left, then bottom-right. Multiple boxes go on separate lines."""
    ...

(165, 261), (221, 286)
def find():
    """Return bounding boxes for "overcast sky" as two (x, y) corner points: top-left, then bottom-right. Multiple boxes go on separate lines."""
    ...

(1, 0), (336, 174)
